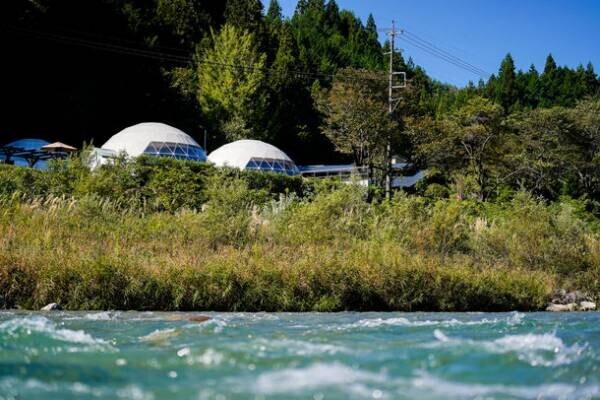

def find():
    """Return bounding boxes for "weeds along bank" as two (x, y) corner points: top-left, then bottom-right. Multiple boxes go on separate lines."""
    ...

(0, 157), (598, 311)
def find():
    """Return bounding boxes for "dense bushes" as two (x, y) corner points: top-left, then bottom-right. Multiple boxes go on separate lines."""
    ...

(0, 157), (598, 311)
(0, 154), (305, 211)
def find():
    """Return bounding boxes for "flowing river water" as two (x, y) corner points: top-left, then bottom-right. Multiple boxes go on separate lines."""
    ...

(0, 311), (598, 399)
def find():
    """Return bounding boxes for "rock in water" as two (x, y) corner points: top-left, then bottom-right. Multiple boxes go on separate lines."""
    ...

(546, 303), (577, 312)
(139, 328), (181, 344)
(165, 314), (211, 323)
(188, 315), (211, 323)
(579, 301), (596, 311)
(40, 303), (61, 311)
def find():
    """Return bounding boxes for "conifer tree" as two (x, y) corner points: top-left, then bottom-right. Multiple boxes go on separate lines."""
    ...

(584, 62), (598, 95)
(295, 0), (308, 14)
(524, 64), (540, 108)
(496, 53), (517, 111)
(266, 0), (283, 29)
(225, 0), (264, 34)
(543, 54), (558, 75)
(540, 54), (559, 107)
(324, 0), (341, 29)
(265, 0), (283, 62)
(366, 14), (377, 37)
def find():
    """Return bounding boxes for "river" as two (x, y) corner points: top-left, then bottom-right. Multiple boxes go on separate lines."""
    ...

(0, 311), (598, 399)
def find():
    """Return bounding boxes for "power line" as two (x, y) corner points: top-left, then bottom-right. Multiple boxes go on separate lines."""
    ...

(398, 34), (489, 79)
(402, 29), (490, 77)
(34, 23), (194, 56)
(381, 26), (490, 79)
(5, 25), (394, 86)
(5, 25), (192, 65)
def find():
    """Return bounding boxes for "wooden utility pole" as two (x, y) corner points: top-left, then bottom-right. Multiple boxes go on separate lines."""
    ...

(384, 21), (405, 199)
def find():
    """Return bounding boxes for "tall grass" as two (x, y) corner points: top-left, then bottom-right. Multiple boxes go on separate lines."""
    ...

(0, 158), (598, 311)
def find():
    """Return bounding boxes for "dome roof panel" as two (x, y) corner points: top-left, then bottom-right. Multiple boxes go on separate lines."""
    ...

(207, 140), (294, 170)
(101, 122), (202, 158)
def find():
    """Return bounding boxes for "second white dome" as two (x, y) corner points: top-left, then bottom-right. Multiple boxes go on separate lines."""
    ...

(208, 139), (298, 175)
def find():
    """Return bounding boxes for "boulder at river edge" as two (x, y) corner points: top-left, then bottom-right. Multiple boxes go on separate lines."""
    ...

(546, 303), (578, 312)
(579, 301), (597, 311)
(40, 303), (61, 311)
(546, 290), (596, 311)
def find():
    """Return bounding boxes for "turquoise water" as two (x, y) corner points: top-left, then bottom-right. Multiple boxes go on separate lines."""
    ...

(0, 312), (598, 400)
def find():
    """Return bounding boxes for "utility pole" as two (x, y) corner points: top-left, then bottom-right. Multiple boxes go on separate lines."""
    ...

(384, 20), (405, 199)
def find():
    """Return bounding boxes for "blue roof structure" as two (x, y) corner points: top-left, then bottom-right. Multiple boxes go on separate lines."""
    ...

(299, 162), (425, 189)
(5, 138), (50, 150)
(298, 164), (357, 174)
(299, 163), (408, 174)
(1, 138), (52, 169)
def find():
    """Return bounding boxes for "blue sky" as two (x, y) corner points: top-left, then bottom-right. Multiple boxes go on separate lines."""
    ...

(262, 0), (600, 87)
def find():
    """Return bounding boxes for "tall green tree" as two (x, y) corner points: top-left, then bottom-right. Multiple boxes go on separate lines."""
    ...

(265, 0), (283, 62)
(265, 0), (283, 31)
(317, 68), (398, 182)
(543, 53), (558, 75)
(540, 53), (559, 107)
(584, 62), (599, 95)
(197, 24), (268, 142)
(366, 14), (377, 36)
(524, 64), (540, 108)
(265, 22), (304, 145)
(224, 0), (264, 37)
(496, 53), (517, 111)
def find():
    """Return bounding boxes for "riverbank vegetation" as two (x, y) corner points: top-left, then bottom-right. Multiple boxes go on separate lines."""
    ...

(0, 157), (598, 311)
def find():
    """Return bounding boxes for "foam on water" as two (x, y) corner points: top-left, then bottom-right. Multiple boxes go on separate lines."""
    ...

(0, 315), (111, 348)
(253, 362), (386, 395)
(182, 317), (228, 333)
(338, 311), (524, 330)
(0, 377), (154, 399)
(410, 371), (600, 399)
(182, 348), (225, 366)
(255, 338), (350, 356)
(432, 329), (585, 366)
(84, 311), (114, 320)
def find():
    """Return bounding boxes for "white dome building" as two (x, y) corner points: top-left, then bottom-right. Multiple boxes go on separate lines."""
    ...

(208, 139), (299, 175)
(101, 122), (206, 161)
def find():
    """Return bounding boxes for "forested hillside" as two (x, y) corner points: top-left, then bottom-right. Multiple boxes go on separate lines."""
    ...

(2, 0), (599, 200)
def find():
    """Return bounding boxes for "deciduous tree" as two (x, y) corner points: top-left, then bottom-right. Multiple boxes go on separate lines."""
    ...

(407, 97), (506, 200)
(317, 68), (398, 183)
(197, 24), (268, 142)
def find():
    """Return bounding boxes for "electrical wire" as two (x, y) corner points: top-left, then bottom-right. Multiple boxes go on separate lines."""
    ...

(402, 29), (490, 76)
(380, 26), (490, 79)
(4, 25), (392, 85)
(398, 34), (488, 79)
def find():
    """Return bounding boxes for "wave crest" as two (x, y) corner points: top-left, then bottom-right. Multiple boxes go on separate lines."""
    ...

(0, 315), (112, 349)
(431, 330), (585, 367)
(338, 312), (524, 330)
(253, 362), (385, 395)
